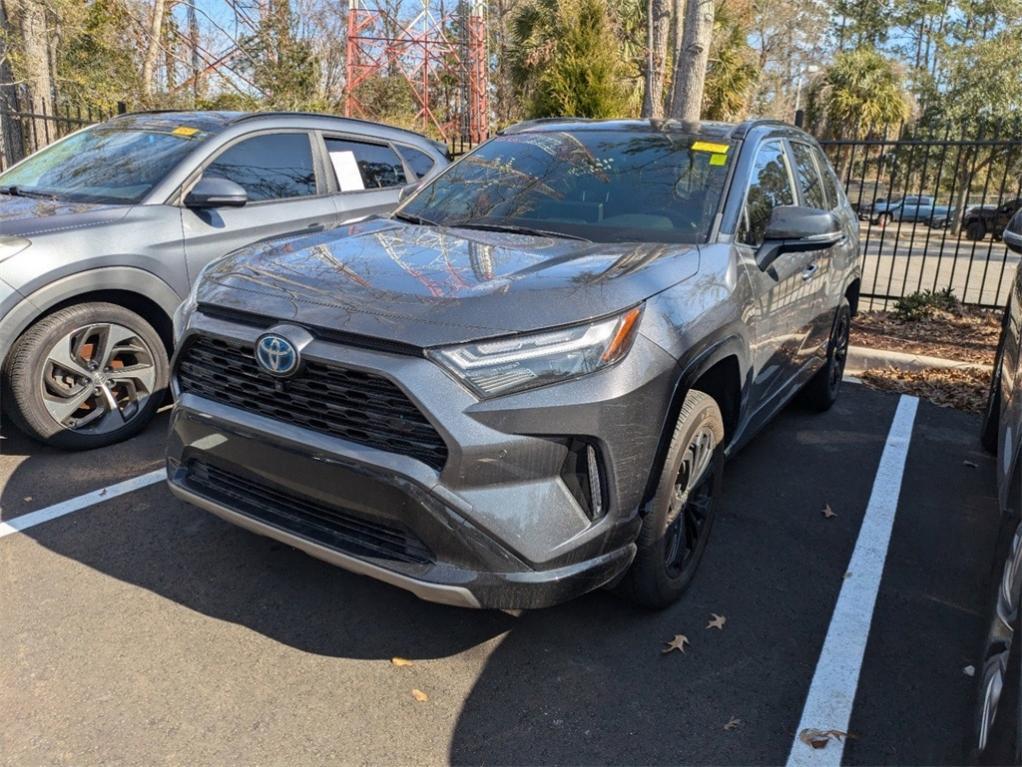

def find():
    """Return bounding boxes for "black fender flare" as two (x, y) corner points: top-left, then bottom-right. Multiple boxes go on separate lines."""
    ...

(638, 329), (751, 513)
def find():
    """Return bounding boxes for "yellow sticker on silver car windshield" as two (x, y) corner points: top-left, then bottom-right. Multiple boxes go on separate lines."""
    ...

(692, 140), (730, 154)
(709, 153), (728, 166)
(171, 126), (200, 137)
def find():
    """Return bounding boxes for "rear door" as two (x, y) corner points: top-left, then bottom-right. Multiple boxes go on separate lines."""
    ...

(322, 136), (411, 223)
(181, 130), (336, 284)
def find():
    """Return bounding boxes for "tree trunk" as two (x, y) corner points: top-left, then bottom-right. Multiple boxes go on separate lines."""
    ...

(6, 0), (53, 150)
(641, 0), (671, 118)
(668, 0), (715, 122)
(141, 0), (168, 100)
(187, 0), (203, 100)
(666, 0), (684, 111)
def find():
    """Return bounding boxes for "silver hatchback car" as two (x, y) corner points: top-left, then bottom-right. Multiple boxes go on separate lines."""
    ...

(0, 111), (447, 449)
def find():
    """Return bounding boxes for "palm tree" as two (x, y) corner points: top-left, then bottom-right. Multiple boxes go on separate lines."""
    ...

(806, 47), (913, 139)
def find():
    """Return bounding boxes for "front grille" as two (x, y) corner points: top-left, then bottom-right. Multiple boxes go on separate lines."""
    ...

(176, 335), (448, 470)
(187, 460), (434, 565)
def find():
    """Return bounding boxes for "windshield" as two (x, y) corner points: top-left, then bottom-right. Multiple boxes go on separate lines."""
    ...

(0, 126), (204, 204)
(399, 130), (733, 244)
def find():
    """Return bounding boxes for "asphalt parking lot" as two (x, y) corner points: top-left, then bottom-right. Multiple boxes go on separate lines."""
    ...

(0, 383), (1003, 765)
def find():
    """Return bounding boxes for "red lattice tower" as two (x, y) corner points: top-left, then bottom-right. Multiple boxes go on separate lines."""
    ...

(344, 1), (489, 142)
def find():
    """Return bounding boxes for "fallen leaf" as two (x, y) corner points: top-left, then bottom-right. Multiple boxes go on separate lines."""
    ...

(723, 717), (742, 731)
(964, 665), (976, 677)
(706, 613), (727, 630)
(391, 657), (414, 667)
(23, 496), (31, 502)
(963, 460), (978, 468)
(662, 634), (689, 654)
(799, 728), (848, 749)
(822, 504), (837, 519)
(99, 488), (107, 497)
(411, 688), (429, 702)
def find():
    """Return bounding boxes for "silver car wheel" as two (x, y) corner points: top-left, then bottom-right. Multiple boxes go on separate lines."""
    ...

(40, 322), (157, 435)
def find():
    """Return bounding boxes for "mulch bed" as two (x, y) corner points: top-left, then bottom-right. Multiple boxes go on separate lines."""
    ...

(851, 307), (1001, 366)
(858, 366), (990, 414)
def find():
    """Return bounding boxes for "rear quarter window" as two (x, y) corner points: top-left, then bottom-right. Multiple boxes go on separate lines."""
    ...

(396, 146), (436, 179)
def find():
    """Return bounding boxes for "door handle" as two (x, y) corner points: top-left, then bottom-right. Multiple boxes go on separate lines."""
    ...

(801, 263), (819, 281)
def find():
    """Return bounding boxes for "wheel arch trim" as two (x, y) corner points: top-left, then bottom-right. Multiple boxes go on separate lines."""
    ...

(637, 330), (750, 513)
(0, 267), (182, 363)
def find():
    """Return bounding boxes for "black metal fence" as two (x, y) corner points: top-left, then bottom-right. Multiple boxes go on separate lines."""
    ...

(819, 121), (1022, 310)
(0, 93), (124, 173)
(3, 100), (1019, 310)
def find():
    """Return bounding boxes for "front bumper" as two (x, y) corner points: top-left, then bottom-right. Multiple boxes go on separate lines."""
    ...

(166, 312), (678, 609)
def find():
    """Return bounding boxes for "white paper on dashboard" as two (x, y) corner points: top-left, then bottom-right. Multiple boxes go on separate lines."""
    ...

(330, 151), (365, 192)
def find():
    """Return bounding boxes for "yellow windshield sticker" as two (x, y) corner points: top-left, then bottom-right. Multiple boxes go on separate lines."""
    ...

(709, 153), (728, 166)
(171, 126), (200, 137)
(692, 140), (730, 154)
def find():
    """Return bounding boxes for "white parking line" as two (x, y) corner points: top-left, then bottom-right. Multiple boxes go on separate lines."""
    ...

(787, 394), (919, 767)
(0, 469), (165, 539)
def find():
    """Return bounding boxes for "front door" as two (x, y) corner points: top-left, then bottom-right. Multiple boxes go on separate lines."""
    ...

(181, 131), (337, 286)
(735, 139), (822, 418)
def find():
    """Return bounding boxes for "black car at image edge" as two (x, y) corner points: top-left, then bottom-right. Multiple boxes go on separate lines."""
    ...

(167, 118), (861, 610)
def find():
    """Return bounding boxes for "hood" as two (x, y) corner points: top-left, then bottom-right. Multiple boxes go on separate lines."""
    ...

(197, 218), (701, 347)
(0, 194), (130, 238)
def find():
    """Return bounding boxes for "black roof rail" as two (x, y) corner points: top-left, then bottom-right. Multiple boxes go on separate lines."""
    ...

(731, 118), (798, 139)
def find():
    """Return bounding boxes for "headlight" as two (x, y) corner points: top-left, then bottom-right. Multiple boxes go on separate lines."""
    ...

(428, 305), (643, 398)
(0, 237), (30, 262)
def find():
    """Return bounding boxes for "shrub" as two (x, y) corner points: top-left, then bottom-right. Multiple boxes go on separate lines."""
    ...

(893, 288), (959, 321)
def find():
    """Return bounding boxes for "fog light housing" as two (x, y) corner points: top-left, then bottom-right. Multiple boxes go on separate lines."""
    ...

(560, 439), (606, 521)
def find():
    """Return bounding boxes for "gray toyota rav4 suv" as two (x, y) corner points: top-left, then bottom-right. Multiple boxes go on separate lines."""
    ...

(168, 119), (861, 609)
(0, 111), (446, 449)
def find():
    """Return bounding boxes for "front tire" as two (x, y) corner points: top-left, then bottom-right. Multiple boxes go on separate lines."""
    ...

(619, 389), (725, 609)
(967, 220), (988, 241)
(2, 302), (169, 450)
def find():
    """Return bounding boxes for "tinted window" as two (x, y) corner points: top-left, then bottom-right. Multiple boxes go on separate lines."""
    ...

(0, 126), (200, 204)
(814, 147), (841, 209)
(738, 141), (795, 247)
(325, 138), (407, 191)
(790, 142), (828, 210)
(399, 131), (732, 244)
(205, 133), (316, 202)
(397, 145), (436, 178)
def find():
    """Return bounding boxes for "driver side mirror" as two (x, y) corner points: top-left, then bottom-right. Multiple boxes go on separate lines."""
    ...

(1004, 210), (1022, 255)
(185, 176), (248, 209)
(757, 206), (844, 270)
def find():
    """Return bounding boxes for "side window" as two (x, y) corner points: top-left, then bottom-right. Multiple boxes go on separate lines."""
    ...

(325, 138), (408, 191)
(790, 142), (828, 211)
(737, 141), (795, 247)
(813, 146), (842, 210)
(396, 145), (437, 179)
(205, 133), (316, 202)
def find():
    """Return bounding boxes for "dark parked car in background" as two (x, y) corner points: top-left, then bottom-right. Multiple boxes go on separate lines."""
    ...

(964, 198), (1022, 241)
(168, 118), (861, 610)
(0, 110), (447, 449)
(976, 209), (1022, 762)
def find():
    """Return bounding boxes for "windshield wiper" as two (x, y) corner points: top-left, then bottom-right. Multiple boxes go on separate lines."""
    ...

(0, 185), (57, 200)
(448, 221), (591, 242)
(393, 211), (438, 226)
